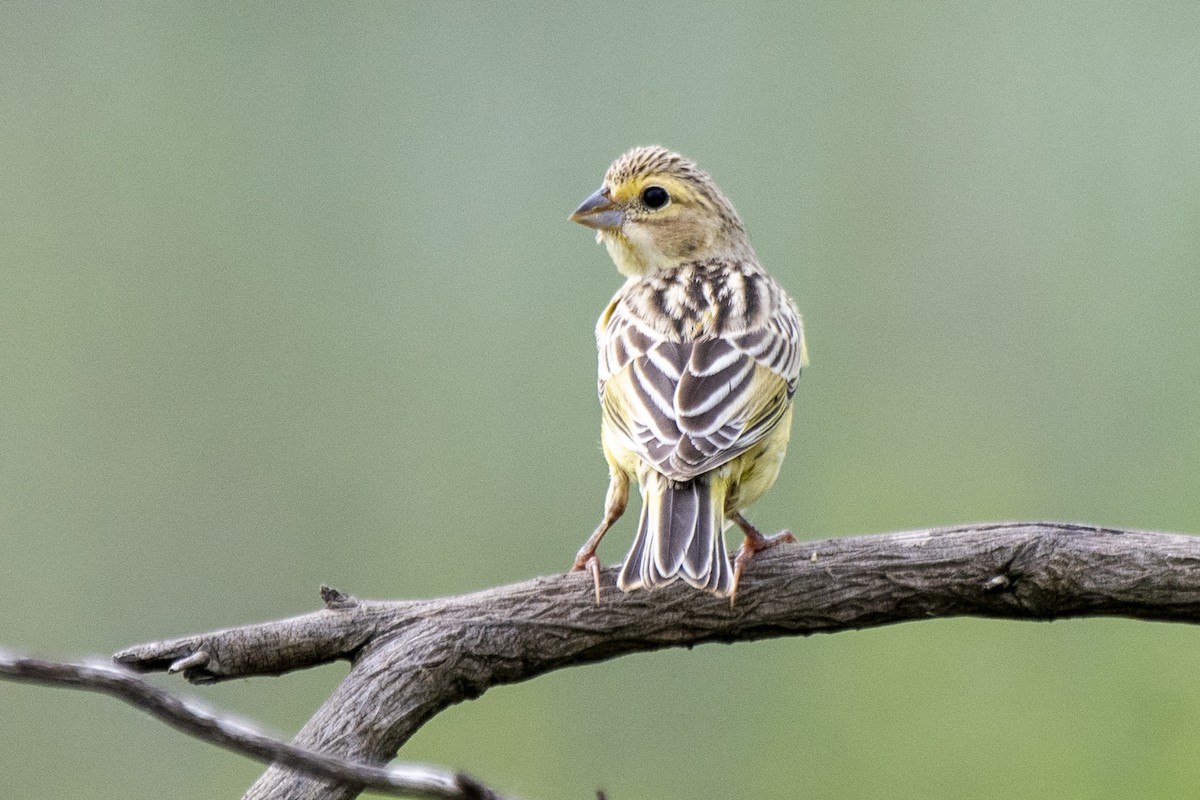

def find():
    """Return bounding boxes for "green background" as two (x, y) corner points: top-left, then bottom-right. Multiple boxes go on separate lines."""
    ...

(4, 3), (1200, 797)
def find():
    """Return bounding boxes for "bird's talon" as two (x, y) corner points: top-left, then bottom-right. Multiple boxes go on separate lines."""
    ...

(587, 557), (602, 606)
(572, 553), (603, 605)
(729, 526), (797, 604)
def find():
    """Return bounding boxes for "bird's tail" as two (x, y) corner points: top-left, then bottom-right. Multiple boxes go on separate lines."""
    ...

(617, 472), (733, 596)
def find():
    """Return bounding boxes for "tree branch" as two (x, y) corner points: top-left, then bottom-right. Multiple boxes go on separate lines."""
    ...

(0, 651), (519, 799)
(31, 522), (1200, 798)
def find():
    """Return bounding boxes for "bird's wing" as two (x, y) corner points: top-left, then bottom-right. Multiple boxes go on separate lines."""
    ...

(598, 281), (803, 483)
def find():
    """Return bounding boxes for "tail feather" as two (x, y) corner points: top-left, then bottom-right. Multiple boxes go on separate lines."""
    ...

(654, 478), (700, 578)
(618, 473), (733, 597)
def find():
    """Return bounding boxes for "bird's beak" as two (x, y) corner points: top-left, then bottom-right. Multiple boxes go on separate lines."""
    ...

(569, 187), (624, 231)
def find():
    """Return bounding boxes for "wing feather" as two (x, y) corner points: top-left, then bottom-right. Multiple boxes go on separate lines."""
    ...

(598, 262), (804, 483)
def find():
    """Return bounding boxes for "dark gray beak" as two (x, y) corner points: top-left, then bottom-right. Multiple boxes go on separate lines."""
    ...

(569, 187), (624, 231)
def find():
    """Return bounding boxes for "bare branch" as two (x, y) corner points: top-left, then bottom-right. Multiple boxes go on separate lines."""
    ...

(0, 651), (518, 800)
(25, 522), (1200, 798)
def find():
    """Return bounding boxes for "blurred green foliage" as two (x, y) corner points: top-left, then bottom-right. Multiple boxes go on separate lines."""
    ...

(3, 3), (1200, 798)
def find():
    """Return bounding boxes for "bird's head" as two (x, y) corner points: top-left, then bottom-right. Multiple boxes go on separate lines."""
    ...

(570, 146), (751, 277)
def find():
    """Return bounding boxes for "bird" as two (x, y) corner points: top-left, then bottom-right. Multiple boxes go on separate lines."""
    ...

(568, 145), (806, 604)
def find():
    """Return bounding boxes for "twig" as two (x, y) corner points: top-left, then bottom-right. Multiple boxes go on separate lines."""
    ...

(0, 651), (518, 800)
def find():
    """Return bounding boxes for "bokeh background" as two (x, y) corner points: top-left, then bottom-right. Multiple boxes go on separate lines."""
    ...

(4, 3), (1200, 797)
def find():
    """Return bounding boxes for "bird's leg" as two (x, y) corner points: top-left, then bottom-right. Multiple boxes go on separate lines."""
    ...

(729, 511), (796, 606)
(573, 471), (628, 605)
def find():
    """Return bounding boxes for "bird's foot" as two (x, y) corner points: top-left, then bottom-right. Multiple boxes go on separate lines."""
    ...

(730, 522), (796, 607)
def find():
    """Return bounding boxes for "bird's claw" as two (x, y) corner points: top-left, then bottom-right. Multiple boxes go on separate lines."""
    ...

(730, 528), (796, 607)
(572, 553), (603, 606)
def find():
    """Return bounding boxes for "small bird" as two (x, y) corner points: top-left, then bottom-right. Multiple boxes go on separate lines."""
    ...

(569, 146), (806, 603)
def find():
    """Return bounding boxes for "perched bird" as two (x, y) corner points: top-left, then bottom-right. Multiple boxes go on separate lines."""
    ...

(569, 145), (806, 603)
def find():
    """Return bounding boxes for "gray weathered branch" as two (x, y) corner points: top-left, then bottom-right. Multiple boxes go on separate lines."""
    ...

(0, 651), (518, 799)
(110, 522), (1200, 799)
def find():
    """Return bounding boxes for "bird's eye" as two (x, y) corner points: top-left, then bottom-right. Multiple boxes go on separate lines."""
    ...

(641, 185), (670, 210)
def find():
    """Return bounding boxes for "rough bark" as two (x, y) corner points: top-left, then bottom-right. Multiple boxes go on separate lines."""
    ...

(112, 522), (1200, 799)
